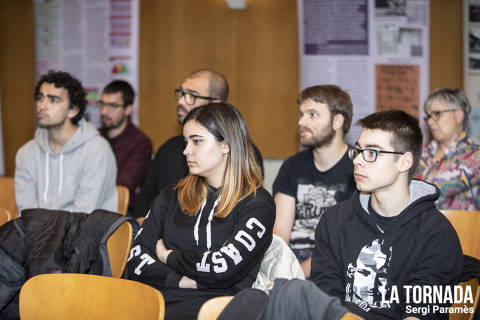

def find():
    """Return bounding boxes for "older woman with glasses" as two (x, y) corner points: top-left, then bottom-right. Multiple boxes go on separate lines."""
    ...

(414, 88), (480, 210)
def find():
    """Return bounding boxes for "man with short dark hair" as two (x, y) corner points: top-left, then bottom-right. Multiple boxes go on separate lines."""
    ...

(99, 80), (152, 212)
(311, 110), (463, 320)
(15, 70), (117, 213)
(133, 69), (263, 223)
(272, 85), (356, 278)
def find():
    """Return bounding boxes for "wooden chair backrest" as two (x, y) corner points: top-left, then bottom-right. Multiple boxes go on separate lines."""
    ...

(442, 210), (480, 259)
(442, 210), (480, 320)
(0, 177), (18, 218)
(197, 296), (233, 320)
(341, 312), (364, 319)
(107, 220), (133, 278)
(19, 273), (165, 320)
(0, 208), (11, 227)
(116, 185), (130, 215)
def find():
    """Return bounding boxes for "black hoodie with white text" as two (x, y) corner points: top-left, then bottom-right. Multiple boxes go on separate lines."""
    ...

(126, 185), (275, 307)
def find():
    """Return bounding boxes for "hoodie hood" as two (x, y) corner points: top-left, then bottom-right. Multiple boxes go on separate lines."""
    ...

(34, 119), (100, 154)
(354, 179), (440, 234)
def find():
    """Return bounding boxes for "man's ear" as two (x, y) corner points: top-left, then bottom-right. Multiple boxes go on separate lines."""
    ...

(125, 104), (133, 116)
(68, 106), (80, 119)
(397, 151), (413, 174)
(332, 113), (344, 131)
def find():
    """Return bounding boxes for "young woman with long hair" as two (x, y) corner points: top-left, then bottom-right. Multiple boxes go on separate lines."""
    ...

(126, 102), (275, 319)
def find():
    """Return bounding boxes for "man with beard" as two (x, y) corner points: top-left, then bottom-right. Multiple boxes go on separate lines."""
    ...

(15, 70), (118, 214)
(272, 85), (356, 278)
(99, 80), (152, 213)
(133, 69), (264, 224)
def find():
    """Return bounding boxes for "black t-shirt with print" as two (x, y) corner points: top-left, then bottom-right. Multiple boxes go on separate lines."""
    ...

(273, 149), (355, 261)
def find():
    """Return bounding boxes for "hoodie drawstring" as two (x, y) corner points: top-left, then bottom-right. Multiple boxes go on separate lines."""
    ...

(194, 200), (208, 247)
(58, 154), (63, 195)
(206, 198), (219, 250)
(43, 152), (64, 204)
(194, 197), (219, 251)
(43, 152), (49, 203)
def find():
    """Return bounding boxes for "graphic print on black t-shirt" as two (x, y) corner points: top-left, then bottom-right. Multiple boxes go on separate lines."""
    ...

(272, 149), (355, 261)
(291, 181), (350, 254)
(345, 238), (393, 312)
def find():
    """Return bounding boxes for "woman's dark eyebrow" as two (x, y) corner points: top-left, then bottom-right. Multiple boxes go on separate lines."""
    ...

(187, 134), (204, 139)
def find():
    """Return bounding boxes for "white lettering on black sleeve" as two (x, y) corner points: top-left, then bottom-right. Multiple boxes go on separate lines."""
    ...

(134, 253), (155, 275)
(246, 217), (266, 238)
(235, 231), (256, 251)
(220, 243), (243, 265)
(196, 251), (211, 272)
(134, 228), (143, 240)
(212, 252), (228, 273)
(128, 244), (142, 262)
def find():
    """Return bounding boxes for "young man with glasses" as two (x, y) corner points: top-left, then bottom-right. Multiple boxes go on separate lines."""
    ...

(272, 85), (356, 278)
(15, 70), (118, 214)
(311, 110), (463, 320)
(133, 69), (263, 224)
(414, 88), (480, 210)
(99, 80), (152, 214)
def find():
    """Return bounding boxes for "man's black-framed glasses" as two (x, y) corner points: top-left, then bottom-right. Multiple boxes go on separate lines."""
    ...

(97, 101), (125, 109)
(348, 146), (405, 162)
(423, 109), (458, 122)
(174, 88), (216, 106)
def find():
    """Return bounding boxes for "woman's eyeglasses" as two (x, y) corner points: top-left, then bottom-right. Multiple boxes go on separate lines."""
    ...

(423, 109), (458, 122)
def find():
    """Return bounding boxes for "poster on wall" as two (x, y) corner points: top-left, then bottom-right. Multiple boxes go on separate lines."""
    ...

(33, 0), (139, 127)
(297, 0), (430, 144)
(464, 0), (480, 141)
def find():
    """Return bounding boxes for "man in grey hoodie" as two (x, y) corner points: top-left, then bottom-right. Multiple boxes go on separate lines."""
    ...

(14, 70), (118, 214)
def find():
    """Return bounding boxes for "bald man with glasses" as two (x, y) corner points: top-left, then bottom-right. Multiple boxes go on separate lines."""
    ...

(133, 69), (264, 223)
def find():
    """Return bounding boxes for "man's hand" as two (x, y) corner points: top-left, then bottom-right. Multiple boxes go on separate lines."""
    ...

(156, 239), (173, 264)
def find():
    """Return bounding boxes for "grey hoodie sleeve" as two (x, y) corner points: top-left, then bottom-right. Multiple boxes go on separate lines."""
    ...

(72, 136), (118, 213)
(15, 142), (40, 214)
